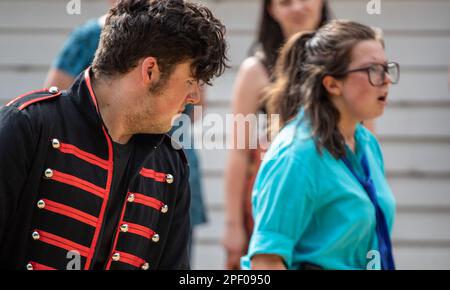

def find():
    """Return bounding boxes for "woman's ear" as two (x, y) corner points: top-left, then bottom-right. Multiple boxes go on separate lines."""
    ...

(322, 75), (343, 98)
(141, 57), (160, 85)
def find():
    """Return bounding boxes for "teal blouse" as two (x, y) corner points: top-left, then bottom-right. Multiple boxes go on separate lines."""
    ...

(241, 111), (396, 270)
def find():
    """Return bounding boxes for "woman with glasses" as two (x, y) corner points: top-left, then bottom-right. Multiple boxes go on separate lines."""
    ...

(242, 20), (399, 270)
(223, 0), (332, 270)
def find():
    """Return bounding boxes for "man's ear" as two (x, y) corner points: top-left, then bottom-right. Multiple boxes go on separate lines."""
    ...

(141, 57), (160, 85)
(322, 75), (343, 99)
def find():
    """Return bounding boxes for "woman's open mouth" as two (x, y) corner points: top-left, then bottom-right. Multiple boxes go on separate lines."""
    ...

(378, 94), (388, 103)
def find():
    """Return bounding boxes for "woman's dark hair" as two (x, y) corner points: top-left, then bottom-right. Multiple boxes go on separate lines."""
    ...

(251, 0), (331, 74)
(92, 0), (228, 85)
(266, 20), (384, 158)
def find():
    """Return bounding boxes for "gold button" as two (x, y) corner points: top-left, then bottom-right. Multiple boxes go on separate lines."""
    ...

(32, 231), (40, 240)
(112, 252), (120, 261)
(127, 193), (135, 203)
(44, 169), (53, 179)
(151, 234), (160, 243)
(160, 204), (168, 214)
(51, 138), (60, 149)
(120, 224), (129, 233)
(37, 200), (46, 209)
(165, 174), (174, 184)
(48, 86), (59, 94)
(26, 263), (34, 270)
(141, 262), (149, 270)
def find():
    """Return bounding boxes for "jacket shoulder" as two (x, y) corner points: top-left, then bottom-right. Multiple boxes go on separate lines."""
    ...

(5, 86), (62, 111)
(163, 134), (188, 165)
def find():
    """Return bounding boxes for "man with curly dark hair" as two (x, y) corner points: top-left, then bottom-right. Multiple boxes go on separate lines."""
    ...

(0, 0), (228, 270)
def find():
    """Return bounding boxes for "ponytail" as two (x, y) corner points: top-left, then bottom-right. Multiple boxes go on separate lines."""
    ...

(265, 31), (316, 127)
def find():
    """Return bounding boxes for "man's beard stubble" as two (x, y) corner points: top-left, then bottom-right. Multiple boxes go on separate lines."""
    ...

(125, 76), (173, 135)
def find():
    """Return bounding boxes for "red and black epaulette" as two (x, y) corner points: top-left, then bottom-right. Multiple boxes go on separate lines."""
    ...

(5, 86), (62, 111)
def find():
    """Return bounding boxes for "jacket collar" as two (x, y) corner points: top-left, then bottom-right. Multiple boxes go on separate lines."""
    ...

(67, 67), (104, 127)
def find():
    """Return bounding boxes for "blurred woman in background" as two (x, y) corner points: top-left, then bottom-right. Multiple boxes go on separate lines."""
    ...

(242, 20), (398, 270)
(223, 0), (331, 270)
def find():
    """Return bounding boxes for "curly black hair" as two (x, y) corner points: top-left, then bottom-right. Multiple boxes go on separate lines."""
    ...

(92, 0), (229, 85)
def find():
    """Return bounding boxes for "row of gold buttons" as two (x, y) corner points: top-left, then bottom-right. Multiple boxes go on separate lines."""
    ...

(112, 192), (163, 269)
(26, 135), (59, 269)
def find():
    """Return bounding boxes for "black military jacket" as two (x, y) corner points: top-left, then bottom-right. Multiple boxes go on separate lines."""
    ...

(0, 69), (191, 270)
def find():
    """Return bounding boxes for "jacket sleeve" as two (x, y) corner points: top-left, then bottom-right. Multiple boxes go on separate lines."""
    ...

(158, 163), (192, 269)
(0, 106), (36, 245)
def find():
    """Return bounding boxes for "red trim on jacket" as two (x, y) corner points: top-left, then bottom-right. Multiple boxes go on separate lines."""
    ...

(132, 192), (166, 212)
(28, 261), (56, 270)
(18, 93), (62, 111)
(56, 141), (109, 170)
(125, 222), (157, 240)
(105, 194), (129, 270)
(83, 68), (114, 270)
(104, 192), (159, 269)
(84, 69), (99, 113)
(50, 170), (106, 199)
(41, 199), (98, 227)
(115, 251), (146, 268)
(5, 89), (48, 107)
(36, 230), (90, 257)
(140, 168), (167, 183)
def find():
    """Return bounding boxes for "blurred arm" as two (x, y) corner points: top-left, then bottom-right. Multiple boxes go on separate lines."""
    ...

(43, 68), (75, 90)
(223, 57), (270, 269)
(251, 254), (286, 270)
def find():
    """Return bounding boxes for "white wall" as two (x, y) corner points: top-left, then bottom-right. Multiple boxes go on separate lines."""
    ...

(0, 0), (449, 270)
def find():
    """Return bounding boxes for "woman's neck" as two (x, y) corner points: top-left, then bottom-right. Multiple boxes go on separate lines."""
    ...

(338, 115), (359, 153)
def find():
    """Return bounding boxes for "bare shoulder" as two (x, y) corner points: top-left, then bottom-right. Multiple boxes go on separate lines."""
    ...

(238, 56), (270, 82)
(232, 57), (271, 113)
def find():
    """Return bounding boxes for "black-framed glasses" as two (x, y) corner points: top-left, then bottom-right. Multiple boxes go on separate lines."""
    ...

(336, 62), (400, 87)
